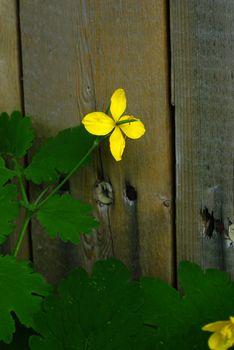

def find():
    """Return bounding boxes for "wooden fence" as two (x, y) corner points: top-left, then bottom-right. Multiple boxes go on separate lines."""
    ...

(1, 0), (234, 285)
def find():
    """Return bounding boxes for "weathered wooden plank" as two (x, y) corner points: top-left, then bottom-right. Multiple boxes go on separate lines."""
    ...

(0, 0), (21, 111)
(20, 0), (103, 283)
(87, 0), (173, 282)
(0, 0), (30, 260)
(171, 0), (234, 277)
(20, 0), (173, 283)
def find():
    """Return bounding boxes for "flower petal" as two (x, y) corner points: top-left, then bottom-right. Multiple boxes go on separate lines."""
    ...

(208, 332), (232, 350)
(119, 116), (146, 139)
(110, 88), (127, 121)
(203, 321), (231, 333)
(109, 127), (125, 161)
(82, 112), (115, 135)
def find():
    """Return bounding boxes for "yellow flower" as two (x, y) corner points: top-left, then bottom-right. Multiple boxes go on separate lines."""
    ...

(82, 88), (145, 161)
(202, 317), (234, 350)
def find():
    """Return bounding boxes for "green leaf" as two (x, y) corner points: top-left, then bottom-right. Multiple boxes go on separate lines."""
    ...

(0, 318), (35, 350)
(29, 259), (150, 350)
(0, 111), (34, 158)
(36, 194), (98, 243)
(25, 125), (96, 184)
(131, 327), (158, 350)
(0, 157), (16, 186)
(141, 261), (234, 349)
(0, 255), (51, 344)
(0, 184), (20, 243)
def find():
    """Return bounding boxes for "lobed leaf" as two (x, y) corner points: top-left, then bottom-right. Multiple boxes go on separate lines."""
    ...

(29, 259), (152, 350)
(0, 185), (20, 244)
(25, 125), (97, 184)
(141, 261), (234, 349)
(0, 319), (35, 350)
(0, 255), (51, 344)
(36, 194), (99, 243)
(0, 111), (34, 158)
(0, 157), (16, 186)
(26, 259), (234, 350)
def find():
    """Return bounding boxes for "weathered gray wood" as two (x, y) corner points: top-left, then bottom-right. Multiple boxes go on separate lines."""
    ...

(171, 0), (234, 277)
(20, 0), (173, 283)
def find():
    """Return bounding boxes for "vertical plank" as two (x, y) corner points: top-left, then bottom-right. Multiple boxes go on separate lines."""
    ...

(0, 0), (21, 111)
(0, 0), (30, 260)
(171, 0), (234, 277)
(87, 0), (173, 282)
(20, 0), (103, 283)
(20, 0), (173, 283)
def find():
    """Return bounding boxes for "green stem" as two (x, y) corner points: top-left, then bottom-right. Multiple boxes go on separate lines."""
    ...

(14, 159), (29, 205)
(13, 213), (31, 257)
(37, 137), (101, 208)
(33, 186), (50, 206)
(18, 173), (29, 205)
(13, 136), (100, 257)
(116, 119), (139, 126)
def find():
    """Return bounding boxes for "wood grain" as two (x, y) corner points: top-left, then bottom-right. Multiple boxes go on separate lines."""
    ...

(88, 0), (173, 282)
(20, 0), (103, 283)
(0, 0), (30, 260)
(0, 0), (21, 112)
(171, 0), (234, 277)
(20, 0), (173, 283)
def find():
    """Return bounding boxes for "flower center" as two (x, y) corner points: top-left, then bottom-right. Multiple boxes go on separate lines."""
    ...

(116, 119), (140, 126)
(221, 325), (234, 342)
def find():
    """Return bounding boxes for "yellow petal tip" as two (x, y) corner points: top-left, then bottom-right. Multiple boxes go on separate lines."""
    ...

(110, 89), (127, 121)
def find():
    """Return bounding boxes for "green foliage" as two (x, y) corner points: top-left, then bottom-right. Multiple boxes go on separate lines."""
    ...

(0, 184), (20, 243)
(1, 110), (233, 349)
(25, 125), (96, 184)
(26, 259), (234, 350)
(0, 257), (234, 349)
(0, 255), (51, 344)
(37, 194), (99, 243)
(0, 113), (98, 246)
(0, 157), (16, 186)
(0, 112), (34, 158)
(0, 319), (34, 350)
(141, 261), (234, 349)
(29, 259), (155, 350)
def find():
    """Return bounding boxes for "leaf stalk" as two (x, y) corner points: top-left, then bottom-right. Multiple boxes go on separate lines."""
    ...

(13, 159), (29, 206)
(36, 136), (101, 209)
(13, 136), (100, 257)
(13, 213), (31, 257)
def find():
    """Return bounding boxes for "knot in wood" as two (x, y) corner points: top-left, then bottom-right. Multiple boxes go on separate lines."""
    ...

(94, 181), (113, 205)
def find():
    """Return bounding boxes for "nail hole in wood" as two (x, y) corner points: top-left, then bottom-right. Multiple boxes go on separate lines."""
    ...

(125, 182), (137, 201)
